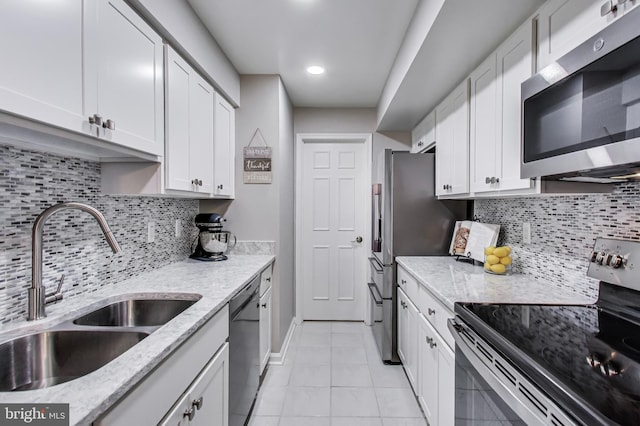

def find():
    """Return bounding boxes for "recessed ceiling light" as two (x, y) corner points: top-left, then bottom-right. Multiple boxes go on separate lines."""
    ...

(306, 66), (325, 75)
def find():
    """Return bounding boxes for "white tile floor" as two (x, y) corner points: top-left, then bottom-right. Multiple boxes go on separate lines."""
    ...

(249, 321), (427, 426)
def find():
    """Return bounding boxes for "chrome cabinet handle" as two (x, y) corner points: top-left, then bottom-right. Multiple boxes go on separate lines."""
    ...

(266, 277), (271, 282)
(426, 336), (437, 349)
(401, 301), (407, 309)
(103, 119), (115, 130)
(485, 177), (491, 184)
(261, 303), (267, 308)
(427, 308), (435, 316)
(183, 407), (195, 421)
(218, 184), (224, 190)
(191, 179), (203, 187)
(418, 141), (424, 147)
(192, 396), (203, 410)
(401, 279), (407, 284)
(89, 114), (103, 127)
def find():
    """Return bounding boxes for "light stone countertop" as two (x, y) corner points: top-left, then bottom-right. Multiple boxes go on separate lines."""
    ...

(396, 256), (596, 311)
(0, 255), (275, 426)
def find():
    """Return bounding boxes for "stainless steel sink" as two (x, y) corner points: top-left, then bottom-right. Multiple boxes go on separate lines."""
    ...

(72, 298), (199, 327)
(0, 330), (149, 392)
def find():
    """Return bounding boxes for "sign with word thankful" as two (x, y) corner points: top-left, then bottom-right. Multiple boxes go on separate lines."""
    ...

(243, 129), (272, 184)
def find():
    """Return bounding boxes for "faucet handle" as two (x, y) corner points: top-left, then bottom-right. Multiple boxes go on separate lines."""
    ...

(45, 274), (65, 305)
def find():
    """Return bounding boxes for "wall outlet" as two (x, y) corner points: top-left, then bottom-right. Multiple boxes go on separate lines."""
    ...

(147, 221), (156, 243)
(175, 219), (182, 238)
(522, 222), (531, 244)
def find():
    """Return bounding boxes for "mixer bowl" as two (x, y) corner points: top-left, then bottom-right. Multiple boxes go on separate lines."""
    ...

(200, 231), (236, 254)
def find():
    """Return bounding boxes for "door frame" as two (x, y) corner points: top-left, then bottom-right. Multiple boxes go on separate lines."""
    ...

(295, 133), (372, 323)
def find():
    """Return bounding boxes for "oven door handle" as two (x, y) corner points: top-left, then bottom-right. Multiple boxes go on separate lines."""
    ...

(368, 283), (383, 305)
(368, 257), (383, 273)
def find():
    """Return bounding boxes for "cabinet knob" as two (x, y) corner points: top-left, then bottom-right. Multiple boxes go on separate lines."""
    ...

(199, 179), (203, 186)
(183, 407), (195, 421)
(89, 114), (103, 126)
(261, 303), (267, 308)
(218, 184), (224, 190)
(103, 119), (115, 130)
(192, 396), (203, 410)
(266, 277), (271, 282)
(401, 301), (407, 309)
(427, 308), (436, 316)
(418, 141), (424, 147)
(426, 336), (437, 349)
(485, 177), (491, 184)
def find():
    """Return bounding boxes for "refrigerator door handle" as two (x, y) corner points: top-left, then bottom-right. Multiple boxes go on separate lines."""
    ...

(368, 282), (383, 305)
(368, 257), (383, 273)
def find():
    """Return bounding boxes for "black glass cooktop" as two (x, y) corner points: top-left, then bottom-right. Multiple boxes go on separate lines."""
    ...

(456, 300), (640, 425)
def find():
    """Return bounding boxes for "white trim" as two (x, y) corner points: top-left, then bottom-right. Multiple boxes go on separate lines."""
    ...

(268, 316), (297, 366)
(295, 132), (373, 323)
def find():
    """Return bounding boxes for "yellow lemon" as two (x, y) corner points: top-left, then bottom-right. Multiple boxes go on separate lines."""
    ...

(493, 247), (508, 258)
(486, 255), (500, 265)
(484, 246), (495, 255)
(502, 246), (512, 254)
(490, 263), (506, 274)
(500, 255), (512, 265)
(484, 262), (491, 270)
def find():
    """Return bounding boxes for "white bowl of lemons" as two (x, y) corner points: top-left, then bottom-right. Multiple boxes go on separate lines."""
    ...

(484, 246), (512, 275)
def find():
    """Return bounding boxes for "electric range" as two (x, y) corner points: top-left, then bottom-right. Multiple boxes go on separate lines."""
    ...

(450, 238), (640, 425)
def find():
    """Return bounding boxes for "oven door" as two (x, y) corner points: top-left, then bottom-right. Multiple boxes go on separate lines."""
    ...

(448, 318), (578, 426)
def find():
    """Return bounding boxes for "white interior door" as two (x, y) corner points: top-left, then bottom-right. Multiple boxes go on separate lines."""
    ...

(299, 136), (370, 321)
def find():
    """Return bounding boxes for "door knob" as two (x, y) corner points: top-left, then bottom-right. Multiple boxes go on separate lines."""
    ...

(355, 236), (363, 243)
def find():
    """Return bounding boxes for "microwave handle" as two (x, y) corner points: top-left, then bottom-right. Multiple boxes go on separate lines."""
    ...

(368, 283), (383, 305)
(368, 257), (383, 273)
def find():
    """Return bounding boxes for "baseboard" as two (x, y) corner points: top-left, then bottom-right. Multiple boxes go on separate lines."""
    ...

(268, 317), (297, 366)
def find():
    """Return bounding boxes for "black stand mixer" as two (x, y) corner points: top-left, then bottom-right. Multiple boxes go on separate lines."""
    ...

(190, 213), (236, 261)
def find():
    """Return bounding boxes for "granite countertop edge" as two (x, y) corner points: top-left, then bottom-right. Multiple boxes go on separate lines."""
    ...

(0, 254), (275, 426)
(396, 256), (596, 311)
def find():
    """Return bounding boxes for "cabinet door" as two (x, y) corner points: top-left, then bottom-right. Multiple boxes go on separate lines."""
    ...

(411, 110), (435, 153)
(190, 343), (229, 426)
(469, 54), (498, 193)
(448, 80), (470, 195)
(496, 20), (535, 192)
(89, 0), (164, 156)
(417, 314), (438, 426)
(213, 93), (235, 198)
(259, 286), (272, 375)
(0, 1), (89, 135)
(537, 0), (611, 71)
(438, 334), (455, 426)
(435, 97), (452, 196)
(397, 289), (409, 364)
(405, 295), (419, 392)
(189, 74), (215, 194)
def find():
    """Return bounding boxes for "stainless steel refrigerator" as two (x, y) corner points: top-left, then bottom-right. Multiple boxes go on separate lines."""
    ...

(368, 150), (470, 363)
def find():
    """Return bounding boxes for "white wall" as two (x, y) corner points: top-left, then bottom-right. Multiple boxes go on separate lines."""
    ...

(202, 75), (295, 352)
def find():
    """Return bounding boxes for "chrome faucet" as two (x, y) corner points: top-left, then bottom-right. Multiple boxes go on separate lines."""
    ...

(28, 202), (121, 321)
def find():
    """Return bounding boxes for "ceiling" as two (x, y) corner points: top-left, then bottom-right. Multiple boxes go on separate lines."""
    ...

(187, 0), (419, 108)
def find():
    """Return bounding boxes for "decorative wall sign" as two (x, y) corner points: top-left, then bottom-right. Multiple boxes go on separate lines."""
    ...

(243, 128), (272, 184)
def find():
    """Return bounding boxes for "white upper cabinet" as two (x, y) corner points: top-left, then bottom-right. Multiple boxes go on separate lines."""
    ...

(470, 20), (534, 194)
(536, 0), (638, 71)
(435, 79), (470, 197)
(88, 0), (164, 156)
(0, 0), (164, 157)
(213, 93), (236, 199)
(165, 46), (214, 195)
(0, 1), (88, 134)
(411, 110), (435, 153)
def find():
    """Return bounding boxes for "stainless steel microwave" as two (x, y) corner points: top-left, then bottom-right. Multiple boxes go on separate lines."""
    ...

(521, 6), (640, 182)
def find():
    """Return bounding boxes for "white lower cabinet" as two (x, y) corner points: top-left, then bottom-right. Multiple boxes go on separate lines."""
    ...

(259, 286), (272, 376)
(397, 264), (455, 425)
(259, 263), (273, 376)
(418, 314), (455, 426)
(397, 287), (419, 393)
(96, 305), (229, 426)
(160, 343), (229, 426)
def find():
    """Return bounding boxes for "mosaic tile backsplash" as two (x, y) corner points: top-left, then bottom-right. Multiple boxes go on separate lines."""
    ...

(474, 181), (640, 299)
(0, 143), (199, 324)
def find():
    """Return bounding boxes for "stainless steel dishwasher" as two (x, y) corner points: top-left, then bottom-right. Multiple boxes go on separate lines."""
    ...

(229, 276), (260, 426)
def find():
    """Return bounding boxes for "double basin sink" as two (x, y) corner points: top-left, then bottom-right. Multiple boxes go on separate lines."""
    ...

(0, 295), (201, 392)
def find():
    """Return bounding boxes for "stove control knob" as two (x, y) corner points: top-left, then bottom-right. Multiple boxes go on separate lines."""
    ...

(590, 251), (598, 262)
(600, 361), (621, 377)
(586, 353), (603, 368)
(610, 254), (624, 269)
(595, 251), (607, 265)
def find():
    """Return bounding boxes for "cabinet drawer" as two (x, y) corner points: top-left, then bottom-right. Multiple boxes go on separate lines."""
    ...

(397, 266), (419, 303)
(260, 263), (273, 296)
(417, 286), (454, 350)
